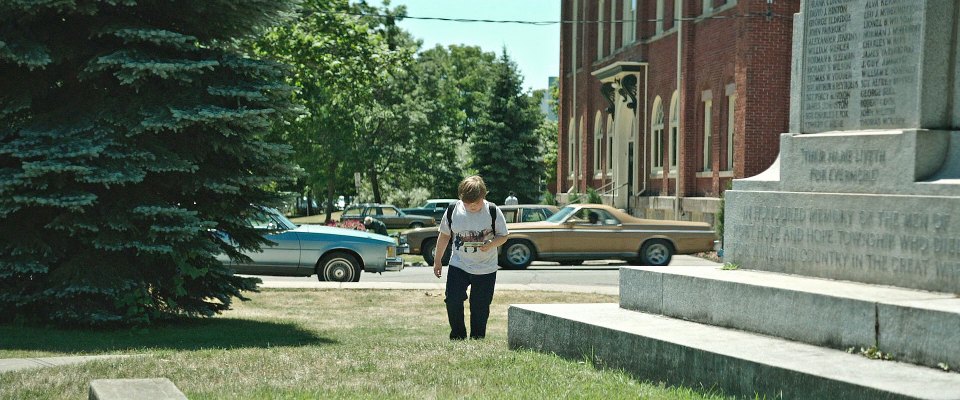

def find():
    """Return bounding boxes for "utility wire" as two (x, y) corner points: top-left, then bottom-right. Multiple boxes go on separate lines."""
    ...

(326, 10), (795, 25)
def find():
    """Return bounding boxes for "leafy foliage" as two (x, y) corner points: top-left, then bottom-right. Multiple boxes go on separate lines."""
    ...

(0, 0), (300, 325)
(471, 51), (545, 204)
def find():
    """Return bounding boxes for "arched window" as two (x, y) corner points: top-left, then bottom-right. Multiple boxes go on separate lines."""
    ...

(669, 91), (679, 170)
(726, 87), (736, 171)
(606, 114), (615, 171)
(597, 0), (605, 59)
(568, 117), (577, 178)
(702, 91), (713, 172)
(651, 96), (664, 170)
(594, 112), (604, 173)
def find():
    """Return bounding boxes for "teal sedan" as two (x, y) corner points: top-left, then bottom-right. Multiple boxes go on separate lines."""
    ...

(218, 208), (404, 282)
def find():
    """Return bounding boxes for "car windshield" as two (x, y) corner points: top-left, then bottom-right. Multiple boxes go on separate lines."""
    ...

(545, 206), (577, 223)
(250, 208), (297, 231)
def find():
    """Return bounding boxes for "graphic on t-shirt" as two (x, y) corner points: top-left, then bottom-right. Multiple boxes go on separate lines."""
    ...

(454, 229), (491, 253)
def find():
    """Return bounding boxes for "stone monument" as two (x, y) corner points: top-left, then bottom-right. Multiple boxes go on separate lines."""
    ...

(509, 1), (960, 398)
(727, 0), (960, 293)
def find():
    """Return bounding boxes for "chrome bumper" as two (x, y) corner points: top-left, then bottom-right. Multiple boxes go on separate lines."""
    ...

(385, 256), (404, 271)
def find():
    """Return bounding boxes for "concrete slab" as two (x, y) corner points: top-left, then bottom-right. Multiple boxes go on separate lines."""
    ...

(509, 303), (960, 400)
(89, 378), (187, 400)
(619, 266), (958, 369)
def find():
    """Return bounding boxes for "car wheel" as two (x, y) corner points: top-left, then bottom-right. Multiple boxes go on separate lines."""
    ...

(410, 222), (424, 228)
(421, 238), (451, 266)
(317, 251), (360, 283)
(559, 260), (584, 266)
(639, 239), (673, 266)
(422, 238), (437, 265)
(500, 240), (535, 270)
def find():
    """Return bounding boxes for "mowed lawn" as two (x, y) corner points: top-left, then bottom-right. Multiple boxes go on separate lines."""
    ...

(0, 289), (731, 399)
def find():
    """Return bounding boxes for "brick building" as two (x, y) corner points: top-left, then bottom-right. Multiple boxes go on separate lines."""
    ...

(558, 0), (799, 224)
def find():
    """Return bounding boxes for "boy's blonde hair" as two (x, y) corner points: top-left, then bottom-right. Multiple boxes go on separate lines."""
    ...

(458, 175), (487, 203)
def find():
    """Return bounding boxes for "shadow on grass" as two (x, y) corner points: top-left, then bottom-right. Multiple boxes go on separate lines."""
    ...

(0, 317), (334, 354)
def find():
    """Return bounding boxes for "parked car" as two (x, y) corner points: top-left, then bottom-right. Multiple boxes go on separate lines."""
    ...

(400, 198), (458, 222)
(498, 204), (716, 269)
(401, 204), (559, 265)
(339, 203), (437, 229)
(217, 207), (404, 282)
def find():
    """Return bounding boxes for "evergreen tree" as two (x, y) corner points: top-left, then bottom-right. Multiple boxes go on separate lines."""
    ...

(0, 1), (300, 325)
(471, 51), (544, 204)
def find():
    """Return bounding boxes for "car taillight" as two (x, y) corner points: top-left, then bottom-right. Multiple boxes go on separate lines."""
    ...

(387, 246), (397, 258)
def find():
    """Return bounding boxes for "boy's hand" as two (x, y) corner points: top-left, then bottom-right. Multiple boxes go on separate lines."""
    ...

(433, 264), (442, 278)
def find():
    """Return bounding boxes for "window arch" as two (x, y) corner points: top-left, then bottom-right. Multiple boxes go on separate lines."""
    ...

(669, 91), (679, 170)
(594, 112), (604, 173)
(651, 96), (664, 170)
(568, 117), (577, 178)
(606, 114), (615, 171)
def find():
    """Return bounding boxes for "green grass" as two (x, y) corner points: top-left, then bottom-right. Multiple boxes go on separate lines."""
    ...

(0, 290), (731, 399)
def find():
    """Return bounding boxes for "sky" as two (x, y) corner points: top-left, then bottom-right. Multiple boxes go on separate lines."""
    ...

(384, 0), (561, 91)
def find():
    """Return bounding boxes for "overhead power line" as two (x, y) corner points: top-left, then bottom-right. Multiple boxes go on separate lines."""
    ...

(328, 10), (795, 25)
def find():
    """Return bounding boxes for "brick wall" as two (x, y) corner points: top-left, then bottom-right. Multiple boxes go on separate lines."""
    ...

(558, 0), (797, 207)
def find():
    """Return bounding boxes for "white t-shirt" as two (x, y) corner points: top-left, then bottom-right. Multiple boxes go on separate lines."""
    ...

(438, 200), (509, 275)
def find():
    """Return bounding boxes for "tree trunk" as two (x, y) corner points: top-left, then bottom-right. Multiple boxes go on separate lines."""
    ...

(324, 160), (337, 224)
(369, 165), (382, 204)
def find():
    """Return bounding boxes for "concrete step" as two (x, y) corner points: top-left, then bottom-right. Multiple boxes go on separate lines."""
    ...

(508, 303), (960, 400)
(619, 265), (960, 370)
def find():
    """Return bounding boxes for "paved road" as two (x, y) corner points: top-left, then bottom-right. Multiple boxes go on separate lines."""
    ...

(252, 255), (720, 289)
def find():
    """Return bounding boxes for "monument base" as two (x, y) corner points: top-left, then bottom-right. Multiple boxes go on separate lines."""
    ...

(725, 130), (960, 293)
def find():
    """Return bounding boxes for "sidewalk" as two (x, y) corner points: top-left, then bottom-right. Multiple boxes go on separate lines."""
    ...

(257, 280), (620, 295)
(0, 355), (136, 374)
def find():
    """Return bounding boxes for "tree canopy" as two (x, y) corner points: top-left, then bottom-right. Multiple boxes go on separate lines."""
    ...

(470, 51), (546, 204)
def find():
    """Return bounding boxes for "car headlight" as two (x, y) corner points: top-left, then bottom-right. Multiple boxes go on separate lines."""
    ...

(387, 245), (397, 258)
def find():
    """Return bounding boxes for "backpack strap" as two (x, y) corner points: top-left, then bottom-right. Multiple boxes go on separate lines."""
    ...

(488, 204), (497, 235)
(446, 202), (497, 234)
(446, 204), (456, 232)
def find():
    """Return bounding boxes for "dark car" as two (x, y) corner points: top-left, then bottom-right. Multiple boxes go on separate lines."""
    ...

(340, 203), (437, 229)
(400, 198), (458, 222)
(400, 204), (559, 265)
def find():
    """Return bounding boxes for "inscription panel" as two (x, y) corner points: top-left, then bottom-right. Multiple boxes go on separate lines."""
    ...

(800, 0), (922, 133)
(725, 191), (960, 293)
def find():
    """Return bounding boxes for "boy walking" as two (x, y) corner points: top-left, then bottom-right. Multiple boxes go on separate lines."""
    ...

(433, 176), (509, 340)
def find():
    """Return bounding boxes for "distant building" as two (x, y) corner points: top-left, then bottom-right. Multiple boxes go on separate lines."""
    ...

(558, 0), (799, 224)
(540, 77), (559, 122)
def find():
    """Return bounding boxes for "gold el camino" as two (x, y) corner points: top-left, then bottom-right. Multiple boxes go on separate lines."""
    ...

(499, 204), (716, 269)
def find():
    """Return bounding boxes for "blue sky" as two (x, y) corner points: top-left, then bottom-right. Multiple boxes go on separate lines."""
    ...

(384, 0), (561, 91)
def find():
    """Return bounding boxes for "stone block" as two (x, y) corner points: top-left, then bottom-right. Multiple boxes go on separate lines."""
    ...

(89, 378), (187, 400)
(509, 303), (960, 400)
(879, 298), (960, 371)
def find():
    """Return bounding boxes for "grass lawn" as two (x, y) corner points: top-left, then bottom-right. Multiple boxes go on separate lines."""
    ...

(0, 289), (731, 399)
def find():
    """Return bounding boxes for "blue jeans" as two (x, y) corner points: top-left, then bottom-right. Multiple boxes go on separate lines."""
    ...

(444, 266), (497, 340)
